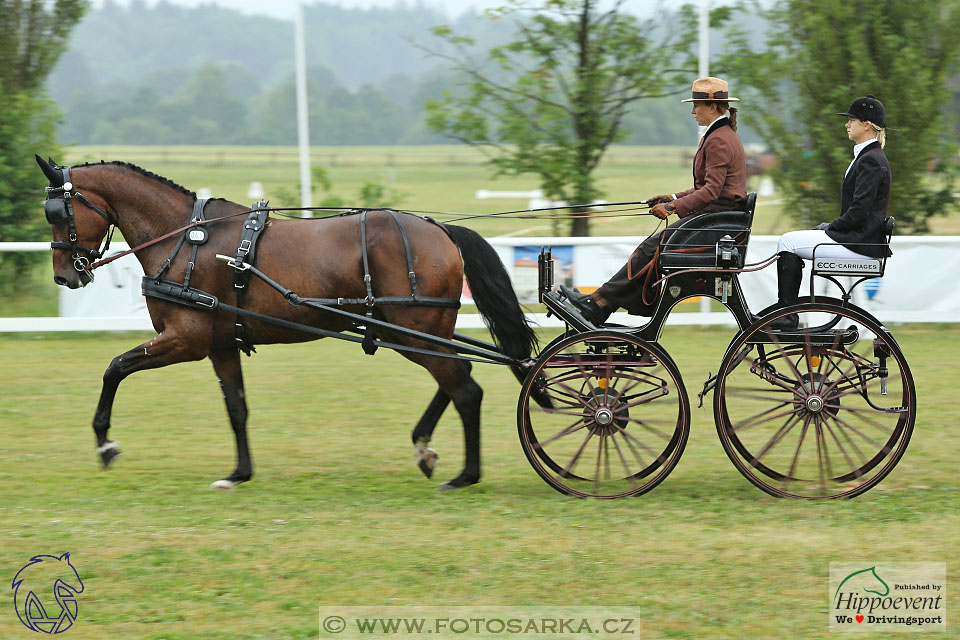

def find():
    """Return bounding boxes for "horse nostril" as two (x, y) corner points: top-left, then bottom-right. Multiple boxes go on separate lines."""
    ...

(54, 275), (69, 286)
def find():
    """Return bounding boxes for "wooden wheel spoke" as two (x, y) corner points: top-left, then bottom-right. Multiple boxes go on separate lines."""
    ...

(766, 333), (807, 383)
(731, 402), (802, 433)
(623, 416), (672, 440)
(560, 425), (598, 479)
(822, 418), (865, 478)
(535, 406), (589, 418)
(822, 411), (884, 447)
(752, 412), (803, 464)
(609, 432), (639, 487)
(609, 422), (661, 459)
(814, 417), (829, 493)
(619, 385), (670, 410)
(534, 418), (593, 449)
(782, 414), (814, 487)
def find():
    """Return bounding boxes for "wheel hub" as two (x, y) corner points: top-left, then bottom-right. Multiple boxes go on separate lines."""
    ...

(595, 407), (614, 425)
(797, 373), (840, 417)
(805, 395), (825, 413)
(582, 386), (629, 433)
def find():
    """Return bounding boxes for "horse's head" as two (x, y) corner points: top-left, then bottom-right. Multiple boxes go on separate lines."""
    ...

(36, 155), (118, 289)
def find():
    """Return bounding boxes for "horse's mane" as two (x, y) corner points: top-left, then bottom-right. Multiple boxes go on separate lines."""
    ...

(75, 160), (196, 198)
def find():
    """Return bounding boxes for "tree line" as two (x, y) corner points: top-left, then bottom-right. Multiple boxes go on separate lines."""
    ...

(50, 0), (700, 147)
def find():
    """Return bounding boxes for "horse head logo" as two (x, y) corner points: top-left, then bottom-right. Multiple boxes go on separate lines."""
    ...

(834, 566), (890, 602)
(11, 553), (84, 634)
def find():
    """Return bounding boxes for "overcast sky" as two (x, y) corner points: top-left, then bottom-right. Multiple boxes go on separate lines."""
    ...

(91, 0), (679, 21)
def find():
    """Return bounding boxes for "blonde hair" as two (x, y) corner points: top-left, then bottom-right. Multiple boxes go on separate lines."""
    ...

(868, 121), (886, 148)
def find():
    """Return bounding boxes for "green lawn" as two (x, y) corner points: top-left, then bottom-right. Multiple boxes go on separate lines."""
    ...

(0, 324), (956, 639)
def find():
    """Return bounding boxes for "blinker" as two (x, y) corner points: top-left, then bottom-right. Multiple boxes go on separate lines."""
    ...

(45, 198), (69, 225)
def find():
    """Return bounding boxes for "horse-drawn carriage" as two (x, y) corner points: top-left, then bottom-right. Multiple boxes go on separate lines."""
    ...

(523, 193), (913, 499)
(37, 157), (914, 499)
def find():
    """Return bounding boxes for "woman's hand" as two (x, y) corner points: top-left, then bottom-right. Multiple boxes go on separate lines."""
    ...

(651, 202), (673, 219)
(645, 194), (672, 205)
(813, 222), (830, 231)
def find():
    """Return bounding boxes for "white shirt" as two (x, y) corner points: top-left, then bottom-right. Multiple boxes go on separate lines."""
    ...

(698, 114), (729, 139)
(844, 138), (878, 178)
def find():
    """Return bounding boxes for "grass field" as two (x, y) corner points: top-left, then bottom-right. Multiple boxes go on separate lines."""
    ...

(1, 324), (957, 639)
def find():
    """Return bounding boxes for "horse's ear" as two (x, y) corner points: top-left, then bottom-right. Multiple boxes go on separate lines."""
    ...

(36, 154), (62, 184)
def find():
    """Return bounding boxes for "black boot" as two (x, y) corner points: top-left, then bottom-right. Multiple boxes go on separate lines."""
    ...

(559, 286), (613, 325)
(768, 252), (804, 330)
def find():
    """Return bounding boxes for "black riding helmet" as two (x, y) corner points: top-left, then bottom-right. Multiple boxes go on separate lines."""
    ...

(838, 94), (886, 128)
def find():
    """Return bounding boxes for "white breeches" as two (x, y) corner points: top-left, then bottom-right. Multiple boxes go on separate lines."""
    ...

(777, 230), (871, 261)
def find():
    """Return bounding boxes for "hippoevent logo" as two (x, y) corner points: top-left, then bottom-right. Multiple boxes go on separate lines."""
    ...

(829, 563), (946, 632)
(11, 553), (84, 634)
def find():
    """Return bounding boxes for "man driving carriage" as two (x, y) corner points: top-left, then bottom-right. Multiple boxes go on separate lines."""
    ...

(562, 76), (748, 324)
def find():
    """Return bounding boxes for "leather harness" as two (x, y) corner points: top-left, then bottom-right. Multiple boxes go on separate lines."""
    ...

(142, 205), (460, 357)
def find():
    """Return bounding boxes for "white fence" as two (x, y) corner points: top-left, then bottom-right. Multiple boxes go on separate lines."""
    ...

(2, 235), (959, 333)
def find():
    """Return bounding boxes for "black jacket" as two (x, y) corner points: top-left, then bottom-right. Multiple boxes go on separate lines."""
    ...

(826, 141), (893, 258)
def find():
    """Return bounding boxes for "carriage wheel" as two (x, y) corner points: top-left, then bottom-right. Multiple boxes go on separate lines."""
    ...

(518, 330), (690, 498)
(714, 303), (916, 499)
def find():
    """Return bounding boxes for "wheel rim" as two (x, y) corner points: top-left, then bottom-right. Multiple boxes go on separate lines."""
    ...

(715, 305), (915, 499)
(518, 331), (689, 498)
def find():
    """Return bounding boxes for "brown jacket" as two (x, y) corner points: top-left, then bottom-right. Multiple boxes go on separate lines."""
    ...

(673, 118), (746, 217)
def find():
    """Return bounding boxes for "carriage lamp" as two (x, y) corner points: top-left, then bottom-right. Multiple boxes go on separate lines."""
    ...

(716, 235), (739, 268)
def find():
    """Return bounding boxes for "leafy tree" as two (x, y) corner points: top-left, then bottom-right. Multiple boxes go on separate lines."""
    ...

(0, 0), (88, 290)
(717, 0), (960, 232)
(424, 0), (693, 236)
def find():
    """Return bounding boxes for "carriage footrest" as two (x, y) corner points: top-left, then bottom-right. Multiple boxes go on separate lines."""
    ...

(542, 289), (598, 332)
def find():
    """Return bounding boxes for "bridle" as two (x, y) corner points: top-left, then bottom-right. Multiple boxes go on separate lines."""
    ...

(44, 164), (118, 277)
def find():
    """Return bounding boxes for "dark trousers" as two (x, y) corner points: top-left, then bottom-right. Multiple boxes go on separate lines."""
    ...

(596, 200), (745, 316)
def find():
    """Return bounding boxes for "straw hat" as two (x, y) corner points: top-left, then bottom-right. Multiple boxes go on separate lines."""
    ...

(681, 77), (740, 103)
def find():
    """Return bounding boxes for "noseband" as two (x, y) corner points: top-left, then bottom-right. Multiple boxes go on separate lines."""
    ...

(45, 165), (117, 275)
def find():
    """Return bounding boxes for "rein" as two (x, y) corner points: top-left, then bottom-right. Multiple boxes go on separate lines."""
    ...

(86, 208), (254, 271)
(81, 200), (658, 273)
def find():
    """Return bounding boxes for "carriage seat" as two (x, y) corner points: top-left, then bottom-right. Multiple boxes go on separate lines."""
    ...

(811, 216), (894, 278)
(658, 192), (757, 272)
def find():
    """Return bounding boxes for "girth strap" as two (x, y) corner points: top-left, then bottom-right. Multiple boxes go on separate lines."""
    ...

(355, 209), (425, 355)
(233, 201), (270, 355)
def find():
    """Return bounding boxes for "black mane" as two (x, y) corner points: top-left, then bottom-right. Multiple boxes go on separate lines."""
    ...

(75, 160), (196, 198)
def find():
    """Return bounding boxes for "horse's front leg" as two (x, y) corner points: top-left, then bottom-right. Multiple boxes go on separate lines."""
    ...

(93, 330), (205, 467)
(208, 348), (251, 490)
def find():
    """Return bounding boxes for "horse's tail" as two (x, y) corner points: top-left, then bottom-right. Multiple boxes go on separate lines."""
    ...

(445, 224), (551, 408)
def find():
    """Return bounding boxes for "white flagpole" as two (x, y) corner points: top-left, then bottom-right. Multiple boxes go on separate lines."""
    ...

(294, 0), (313, 215)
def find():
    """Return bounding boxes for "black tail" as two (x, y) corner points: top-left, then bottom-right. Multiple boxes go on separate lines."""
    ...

(445, 224), (551, 408)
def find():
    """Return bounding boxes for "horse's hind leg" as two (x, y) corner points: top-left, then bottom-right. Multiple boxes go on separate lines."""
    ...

(407, 354), (483, 491)
(209, 348), (252, 490)
(411, 389), (449, 479)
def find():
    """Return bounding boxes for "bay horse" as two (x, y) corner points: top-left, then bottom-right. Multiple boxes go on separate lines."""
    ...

(36, 155), (548, 490)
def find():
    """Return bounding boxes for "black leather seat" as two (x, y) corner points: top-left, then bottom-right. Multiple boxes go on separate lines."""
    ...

(658, 192), (757, 271)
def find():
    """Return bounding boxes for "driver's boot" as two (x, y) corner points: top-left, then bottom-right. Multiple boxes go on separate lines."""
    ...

(769, 252), (804, 330)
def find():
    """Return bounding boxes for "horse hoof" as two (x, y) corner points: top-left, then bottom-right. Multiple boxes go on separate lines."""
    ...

(414, 440), (439, 479)
(210, 479), (238, 491)
(97, 441), (122, 468)
(436, 476), (479, 492)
